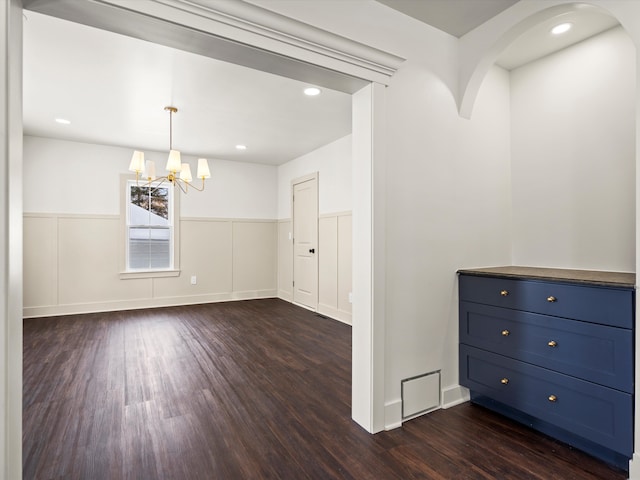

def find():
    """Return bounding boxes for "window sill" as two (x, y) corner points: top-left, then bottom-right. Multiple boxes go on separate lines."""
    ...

(120, 269), (181, 280)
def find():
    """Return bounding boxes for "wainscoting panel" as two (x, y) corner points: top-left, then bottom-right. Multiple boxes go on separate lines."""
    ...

(57, 215), (151, 305)
(23, 214), (278, 317)
(278, 220), (293, 301)
(317, 212), (352, 324)
(319, 216), (338, 311)
(278, 213), (352, 324)
(154, 219), (233, 299)
(232, 221), (278, 295)
(337, 214), (352, 320)
(23, 215), (57, 308)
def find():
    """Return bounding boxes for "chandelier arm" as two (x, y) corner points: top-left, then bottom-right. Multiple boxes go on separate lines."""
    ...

(174, 178), (188, 194)
(186, 178), (206, 192)
(149, 177), (169, 192)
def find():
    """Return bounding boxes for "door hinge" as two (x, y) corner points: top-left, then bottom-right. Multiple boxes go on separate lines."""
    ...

(292, 281), (295, 287)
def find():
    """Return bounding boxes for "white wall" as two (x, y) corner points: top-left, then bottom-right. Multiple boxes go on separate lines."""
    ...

(385, 63), (512, 410)
(249, 0), (514, 425)
(23, 135), (279, 316)
(276, 134), (353, 323)
(277, 134), (351, 219)
(24, 134), (352, 319)
(24, 135), (278, 218)
(510, 26), (636, 271)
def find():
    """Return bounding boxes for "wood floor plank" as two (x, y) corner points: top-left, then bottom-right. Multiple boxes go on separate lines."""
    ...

(23, 299), (627, 479)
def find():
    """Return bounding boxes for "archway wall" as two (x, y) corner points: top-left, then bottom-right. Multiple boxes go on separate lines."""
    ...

(459, 0), (640, 118)
(460, 1), (640, 475)
(248, 0), (515, 428)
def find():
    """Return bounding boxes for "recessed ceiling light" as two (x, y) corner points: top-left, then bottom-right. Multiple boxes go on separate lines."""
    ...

(55, 118), (71, 125)
(235, 145), (247, 150)
(304, 87), (321, 96)
(551, 23), (572, 35)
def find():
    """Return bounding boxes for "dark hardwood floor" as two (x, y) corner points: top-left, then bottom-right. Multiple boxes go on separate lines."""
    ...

(23, 299), (626, 479)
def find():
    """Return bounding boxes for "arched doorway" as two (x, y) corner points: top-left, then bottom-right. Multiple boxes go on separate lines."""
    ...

(458, 1), (639, 473)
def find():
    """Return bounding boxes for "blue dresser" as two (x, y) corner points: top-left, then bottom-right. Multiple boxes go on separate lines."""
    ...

(458, 266), (635, 469)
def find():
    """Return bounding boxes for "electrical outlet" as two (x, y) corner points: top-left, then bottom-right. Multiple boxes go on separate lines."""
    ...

(190, 275), (197, 285)
(348, 292), (353, 303)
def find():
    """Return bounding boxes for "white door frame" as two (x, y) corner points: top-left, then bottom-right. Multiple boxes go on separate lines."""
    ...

(291, 172), (319, 311)
(5, 4), (401, 476)
(1, 1), (23, 478)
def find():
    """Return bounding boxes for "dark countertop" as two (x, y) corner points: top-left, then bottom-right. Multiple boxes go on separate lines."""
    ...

(457, 266), (636, 288)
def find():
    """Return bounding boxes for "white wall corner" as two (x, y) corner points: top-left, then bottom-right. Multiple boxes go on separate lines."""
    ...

(351, 82), (386, 434)
(2, 1), (24, 478)
(441, 384), (470, 410)
(628, 453), (640, 479)
(384, 398), (402, 431)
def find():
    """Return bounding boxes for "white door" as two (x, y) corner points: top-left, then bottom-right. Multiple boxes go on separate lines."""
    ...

(292, 175), (318, 310)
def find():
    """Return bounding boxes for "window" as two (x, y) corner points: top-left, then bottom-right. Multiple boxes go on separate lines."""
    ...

(124, 179), (177, 273)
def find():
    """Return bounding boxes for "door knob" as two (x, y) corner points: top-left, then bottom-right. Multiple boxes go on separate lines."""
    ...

(309, 248), (315, 253)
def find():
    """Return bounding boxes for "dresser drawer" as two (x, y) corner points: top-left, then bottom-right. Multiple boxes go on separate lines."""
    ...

(459, 274), (634, 328)
(460, 302), (633, 392)
(460, 345), (633, 456)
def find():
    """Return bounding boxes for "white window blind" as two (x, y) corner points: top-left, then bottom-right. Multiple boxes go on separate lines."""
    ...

(126, 182), (174, 271)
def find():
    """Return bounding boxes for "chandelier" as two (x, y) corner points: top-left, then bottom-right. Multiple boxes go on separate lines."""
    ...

(128, 106), (211, 193)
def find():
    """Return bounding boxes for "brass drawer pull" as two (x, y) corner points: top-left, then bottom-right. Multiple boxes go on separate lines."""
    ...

(548, 394), (557, 402)
(547, 296), (557, 303)
(501, 378), (509, 385)
(548, 340), (557, 347)
(501, 329), (510, 337)
(500, 290), (509, 297)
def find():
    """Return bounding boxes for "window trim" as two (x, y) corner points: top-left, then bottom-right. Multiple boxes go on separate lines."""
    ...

(119, 174), (181, 279)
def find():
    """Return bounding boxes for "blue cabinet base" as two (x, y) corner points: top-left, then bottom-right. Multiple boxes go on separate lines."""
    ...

(469, 392), (630, 471)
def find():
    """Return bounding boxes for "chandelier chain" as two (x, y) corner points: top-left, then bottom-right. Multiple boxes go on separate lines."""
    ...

(165, 106), (178, 150)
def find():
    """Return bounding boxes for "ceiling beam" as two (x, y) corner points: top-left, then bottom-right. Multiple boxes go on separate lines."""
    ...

(24, 0), (405, 93)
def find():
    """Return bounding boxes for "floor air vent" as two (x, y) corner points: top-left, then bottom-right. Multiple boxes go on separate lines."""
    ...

(402, 370), (441, 420)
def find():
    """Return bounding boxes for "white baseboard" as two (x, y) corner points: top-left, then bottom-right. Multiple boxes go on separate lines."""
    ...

(231, 289), (278, 301)
(278, 290), (292, 302)
(441, 384), (470, 409)
(317, 303), (352, 325)
(628, 452), (639, 479)
(384, 398), (402, 430)
(23, 289), (277, 318)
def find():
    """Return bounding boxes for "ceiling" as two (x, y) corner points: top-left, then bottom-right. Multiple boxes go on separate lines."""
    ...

(376, 0), (518, 37)
(23, 2), (622, 166)
(22, 11), (353, 166)
(376, 0), (619, 70)
(495, 7), (619, 70)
